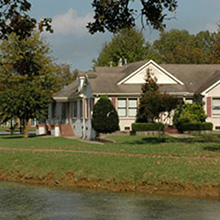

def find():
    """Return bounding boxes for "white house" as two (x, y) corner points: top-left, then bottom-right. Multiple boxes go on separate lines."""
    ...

(42, 60), (220, 139)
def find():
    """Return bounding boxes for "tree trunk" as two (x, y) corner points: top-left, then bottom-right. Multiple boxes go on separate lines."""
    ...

(24, 120), (29, 138)
(10, 119), (13, 135)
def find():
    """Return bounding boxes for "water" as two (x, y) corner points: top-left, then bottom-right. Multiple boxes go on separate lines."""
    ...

(0, 182), (219, 220)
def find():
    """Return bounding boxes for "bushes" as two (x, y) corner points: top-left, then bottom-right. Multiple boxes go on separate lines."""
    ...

(174, 102), (207, 126)
(178, 122), (213, 132)
(174, 102), (210, 132)
(132, 122), (165, 132)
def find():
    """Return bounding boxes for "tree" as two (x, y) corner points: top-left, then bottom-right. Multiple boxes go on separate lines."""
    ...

(87, 0), (178, 34)
(0, 32), (57, 137)
(0, 0), (52, 40)
(53, 64), (78, 89)
(212, 26), (220, 64)
(151, 29), (218, 64)
(92, 96), (119, 135)
(136, 70), (177, 122)
(94, 28), (148, 67)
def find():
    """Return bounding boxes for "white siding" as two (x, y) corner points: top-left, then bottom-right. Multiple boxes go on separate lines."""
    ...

(124, 63), (178, 84)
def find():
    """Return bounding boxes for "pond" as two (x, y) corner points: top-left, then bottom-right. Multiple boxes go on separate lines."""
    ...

(0, 182), (219, 220)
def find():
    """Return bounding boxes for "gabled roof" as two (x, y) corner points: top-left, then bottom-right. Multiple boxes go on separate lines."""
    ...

(197, 70), (220, 95)
(118, 60), (184, 85)
(53, 61), (220, 100)
(160, 64), (220, 93)
(89, 61), (191, 95)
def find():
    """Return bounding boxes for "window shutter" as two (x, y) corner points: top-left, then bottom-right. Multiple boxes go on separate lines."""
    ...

(111, 97), (116, 108)
(207, 97), (212, 117)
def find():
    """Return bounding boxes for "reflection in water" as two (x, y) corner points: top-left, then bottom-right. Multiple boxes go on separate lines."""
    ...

(0, 182), (219, 220)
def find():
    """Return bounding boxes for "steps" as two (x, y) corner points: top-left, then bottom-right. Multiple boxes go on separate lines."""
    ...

(60, 124), (74, 137)
(165, 126), (179, 134)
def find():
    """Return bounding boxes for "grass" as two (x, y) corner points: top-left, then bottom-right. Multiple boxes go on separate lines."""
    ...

(0, 133), (219, 186)
(0, 134), (219, 157)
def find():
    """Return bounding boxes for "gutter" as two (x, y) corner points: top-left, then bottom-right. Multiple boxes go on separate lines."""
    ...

(93, 92), (193, 97)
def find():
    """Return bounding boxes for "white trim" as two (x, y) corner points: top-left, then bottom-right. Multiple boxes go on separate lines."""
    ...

(117, 60), (184, 85)
(201, 80), (220, 96)
(53, 97), (68, 101)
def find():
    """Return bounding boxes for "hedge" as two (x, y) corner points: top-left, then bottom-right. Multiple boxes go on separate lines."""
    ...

(132, 122), (165, 132)
(178, 122), (213, 132)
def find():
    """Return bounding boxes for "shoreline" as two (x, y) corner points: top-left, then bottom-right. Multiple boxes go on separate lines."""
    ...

(0, 171), (219, 200)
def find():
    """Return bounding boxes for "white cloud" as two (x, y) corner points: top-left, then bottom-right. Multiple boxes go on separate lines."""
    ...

(52, 8), (93, 35)
(205, 23), (219, 33)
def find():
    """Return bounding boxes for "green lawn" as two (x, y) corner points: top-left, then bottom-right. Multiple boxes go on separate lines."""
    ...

(0, 134), (219, 186)
(0, 134), (219, 157)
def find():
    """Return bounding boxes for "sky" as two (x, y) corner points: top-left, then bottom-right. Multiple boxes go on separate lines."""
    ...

(28, 0), (220, 71)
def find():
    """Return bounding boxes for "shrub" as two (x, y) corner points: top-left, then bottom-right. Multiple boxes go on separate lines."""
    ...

(132, 122), (165, 132)
(174, 102), (207, 131)
(92, 96), (119, 134)
(178, 122), (213, 132)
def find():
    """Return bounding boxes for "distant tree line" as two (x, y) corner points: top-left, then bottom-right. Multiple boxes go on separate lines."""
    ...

(94, 27), (220, 67)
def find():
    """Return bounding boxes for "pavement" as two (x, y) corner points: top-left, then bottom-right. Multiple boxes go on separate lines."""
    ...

(166, 133), (194, 138)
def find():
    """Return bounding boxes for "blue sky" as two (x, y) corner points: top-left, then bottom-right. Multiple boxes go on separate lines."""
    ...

(29, 0), (220, 71)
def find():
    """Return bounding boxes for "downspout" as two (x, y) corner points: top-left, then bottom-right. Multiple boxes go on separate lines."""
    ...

(78, 73), (87, 139)
(79, 93), (86, 139)
(82, 95), (86, 139)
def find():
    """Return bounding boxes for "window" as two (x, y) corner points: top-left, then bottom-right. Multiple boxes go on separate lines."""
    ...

(117, 98), (127, 117)
(128, 98), (137, 117)
(31, 118), (36, 126)
(117, 98), (138, 117)
(212, 98), (220, 115)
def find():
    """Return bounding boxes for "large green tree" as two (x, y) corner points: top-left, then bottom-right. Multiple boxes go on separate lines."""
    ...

(212, 26), (220, 64)
(54, 64), (78, 88)
(87, 0), (178, 34)
(94, 28), (148, 67)
(1, 0), (178, 38)
(0, 32), (57, 137)
(0, 0), (52, 39)
(150, 29), (218, 64)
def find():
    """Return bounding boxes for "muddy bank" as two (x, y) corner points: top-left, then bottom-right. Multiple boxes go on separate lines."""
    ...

(0, 171), (219, 200)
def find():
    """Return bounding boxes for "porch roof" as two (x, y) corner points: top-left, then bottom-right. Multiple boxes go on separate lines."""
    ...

(53, 80), (79, 101)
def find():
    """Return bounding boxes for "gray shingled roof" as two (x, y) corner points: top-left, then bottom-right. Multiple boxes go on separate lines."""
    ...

(53, 61), (220, 99)
(53, 80), (79, 100)
(160, 64), (220, 93)
(195, 70), (220, 94)
(89, 62), (220, 95)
